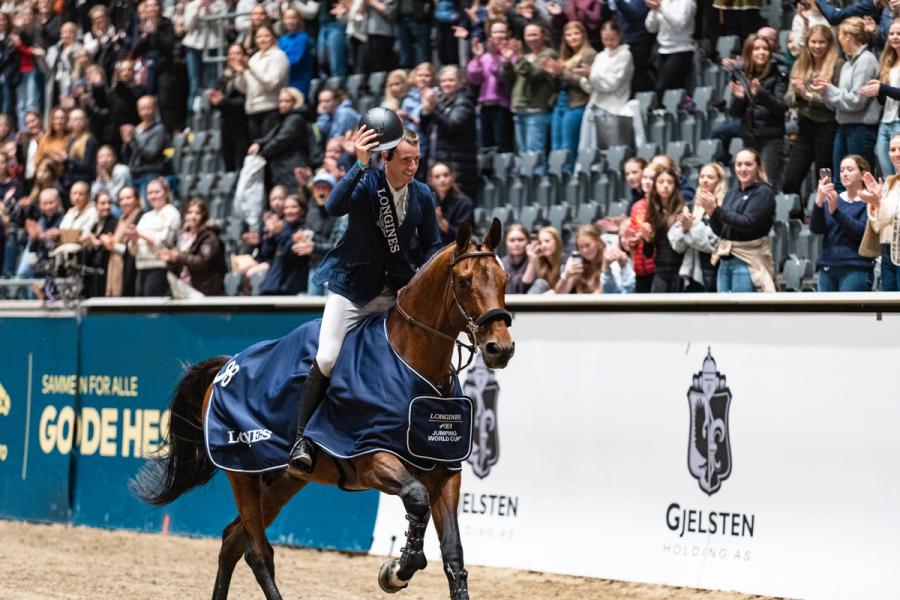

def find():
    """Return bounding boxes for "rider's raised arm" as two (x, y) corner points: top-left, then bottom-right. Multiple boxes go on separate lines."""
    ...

(325, 162), (366, 217)
(419, 190), (443, 260)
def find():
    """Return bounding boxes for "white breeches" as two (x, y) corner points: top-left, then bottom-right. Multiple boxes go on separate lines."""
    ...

(316, 290), (397, 377)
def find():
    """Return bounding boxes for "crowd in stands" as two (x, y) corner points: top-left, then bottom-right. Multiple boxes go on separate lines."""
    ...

(3, 0), (900, 300)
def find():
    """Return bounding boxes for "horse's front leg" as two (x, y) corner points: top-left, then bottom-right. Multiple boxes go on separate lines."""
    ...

(361, 453), (431, 593)
(428, 470), (469, 600)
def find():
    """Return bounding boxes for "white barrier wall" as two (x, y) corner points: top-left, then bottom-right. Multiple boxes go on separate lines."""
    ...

(370, 310), (900, 599)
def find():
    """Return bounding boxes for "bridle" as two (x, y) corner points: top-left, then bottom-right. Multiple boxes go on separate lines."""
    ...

(395, 249), (513, 375)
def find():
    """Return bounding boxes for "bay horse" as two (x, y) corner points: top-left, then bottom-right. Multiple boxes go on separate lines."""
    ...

(132, 218), (515, 600)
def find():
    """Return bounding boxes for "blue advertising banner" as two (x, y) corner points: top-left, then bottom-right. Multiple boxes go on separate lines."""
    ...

(0, 315), (77, 522)
(71, 311), (379, 551)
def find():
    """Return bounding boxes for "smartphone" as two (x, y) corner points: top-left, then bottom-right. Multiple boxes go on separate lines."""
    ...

(819, 168), (832, 181)
(570, 251), (583, 265)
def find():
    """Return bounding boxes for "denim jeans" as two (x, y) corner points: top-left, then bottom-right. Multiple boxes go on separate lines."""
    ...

(716, 258), (756, 292)
(514, 111), (551, 158)
(817, 265), (873, 292)
(551, 91), (584, 171)
(833, 123), (877, 192)
(317, 21), (348, 78)
(2, 226), (21, 278)
(185, 47), (212, 112)
(881, 244), (900, 291)
(16, 70), (42, 130)
(875, 119), (900, 177)
(396, 17), (431, 68)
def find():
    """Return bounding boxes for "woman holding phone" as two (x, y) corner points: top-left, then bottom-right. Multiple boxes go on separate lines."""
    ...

(812, 155), (875, 291)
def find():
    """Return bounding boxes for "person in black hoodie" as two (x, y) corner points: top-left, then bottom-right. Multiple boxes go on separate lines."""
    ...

(247, 87), (309, 192)
(728, 34), (788, 191)
(430, 162), (473, 246)
(419, 65), (478, 199)
(258, 194), (309, 295)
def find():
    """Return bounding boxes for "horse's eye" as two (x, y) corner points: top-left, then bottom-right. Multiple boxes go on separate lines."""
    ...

(458, 277), (471, 290)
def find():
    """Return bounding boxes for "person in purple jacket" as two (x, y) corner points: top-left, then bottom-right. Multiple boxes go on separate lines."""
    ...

(466, 18), (515, 152)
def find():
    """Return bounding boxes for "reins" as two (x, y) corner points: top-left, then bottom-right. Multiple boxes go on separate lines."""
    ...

(395, 249), (513, 377)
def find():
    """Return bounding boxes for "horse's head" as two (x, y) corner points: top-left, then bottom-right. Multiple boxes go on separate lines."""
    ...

(450, 218), (515, 369)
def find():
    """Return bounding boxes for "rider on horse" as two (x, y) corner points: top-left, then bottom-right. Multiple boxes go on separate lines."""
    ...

(289, 108), (443, 472)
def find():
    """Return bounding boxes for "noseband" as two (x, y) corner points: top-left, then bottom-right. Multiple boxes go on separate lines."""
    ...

(395, 249), (512, 373)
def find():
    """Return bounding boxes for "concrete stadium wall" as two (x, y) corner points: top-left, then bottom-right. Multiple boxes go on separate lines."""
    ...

(3, 294), (900, 599)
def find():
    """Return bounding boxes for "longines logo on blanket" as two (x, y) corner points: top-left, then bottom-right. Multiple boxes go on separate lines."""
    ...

(463, 355), (500, 479)
(226, 428), (272, 446)
(687, 348), (732, 495)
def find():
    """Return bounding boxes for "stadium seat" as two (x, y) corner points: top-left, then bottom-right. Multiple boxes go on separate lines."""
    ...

(775, 194), (800, 223)
(607, 199), (627, 217)
(575, 200), (600, 225)
(661, 88), (685, 116)
(694, 138), (722, 166)
(190, 131), (210, 154)
(564, 177), (584, 206)
(635, 91), (657, 118)
(519, 204), (544, 231)
(507, 178), (526, 209)
(214, 171), (239, 195)
(473, 207), (486, 228)
(490, 205), (514, 226)
(727, 137), (743, 160)
(171, 132), (188, 172)
(666, 141), (692, 168)
(517, 151), (543, 206)
(308, 78), (322, 101)
(194, 173), (217, 198)
(345, 73), (367, 101)
(180, 154), (197, 176)
(716, 35), (739, 59)
(637, 142), (660, 162)
(547, 149), (571, 204)
(548, 203), (571, 231)
(592, 175), (612, 209)
(368, 71), (388, 96)
(224, 271), (241, 296)
(603, 145), (632, 174)
(782, 257), (813, 292)
(479, 179), (497, 209)
(324, 76), (344, 91)
(177, 174), (196, 200)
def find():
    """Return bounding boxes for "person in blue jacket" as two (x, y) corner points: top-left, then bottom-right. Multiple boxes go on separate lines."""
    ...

(290, 107), (443, 471)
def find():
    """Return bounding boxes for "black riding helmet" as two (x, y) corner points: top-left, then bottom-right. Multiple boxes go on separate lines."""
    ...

(358, 107), (404, 153)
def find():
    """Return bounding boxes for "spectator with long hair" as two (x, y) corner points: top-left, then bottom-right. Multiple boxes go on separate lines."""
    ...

(624, 156), (647, 211)
(91, 145), (131, 205)
(420, 66), (478, 198)
(158, 198), (226, 296)
(62, 108), (97, 188)
(623, 162), (662, 292)
(577, 20), (633, 152)
(35, 106), (69, 168)
(127, 177), (181, 296)
(784, 24), (841, 196)
(521, 225), (563, 293)
(812, 154), (875, 291)
(103, 186), (141, 297)
(501, 223), (531, 293)
(258, 194), (309, 295)
(860, 133), (900, 290)
(541, 21), (596, 169)
(503, 23), (557, 158)
(810, 17), (880, 188)
(556, 224), (606, 294)
(278, 8), (313, 96)
(399, 62), (434, 132)
(639, 166), (686, 293)
(669, 162), (724, 292)
(429, 162), (473, 246)
(466, 18), (514, 152)
(728, 34), (788, 190)
(80, 190), (117, 297)
(860, 19), (900, 176)
(696, 148), (776, 293)
(381, 69), (410, 111)
(234, 24), (290, 141)
(208, 44), (250, 172)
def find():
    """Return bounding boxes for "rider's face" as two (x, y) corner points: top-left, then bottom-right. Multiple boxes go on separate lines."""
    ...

(385, 140), (420, 185)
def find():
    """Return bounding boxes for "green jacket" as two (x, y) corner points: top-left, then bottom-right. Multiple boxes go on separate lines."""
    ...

(503, 47), (559, 112)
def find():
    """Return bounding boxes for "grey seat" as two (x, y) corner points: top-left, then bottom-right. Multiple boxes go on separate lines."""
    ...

(695, 139), (722, 165)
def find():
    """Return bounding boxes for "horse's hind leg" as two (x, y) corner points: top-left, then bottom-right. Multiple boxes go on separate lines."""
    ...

(212, 474), (306, 600)
(222, 472), (300, 600)
(362, 454), (431, 593)
(427, 471), (469, 600)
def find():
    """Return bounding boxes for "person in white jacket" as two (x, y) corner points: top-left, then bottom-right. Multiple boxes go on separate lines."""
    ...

(182, 0), (229, 110)
(644, 0), (696, 100)
(577, 21), (634, 151)
(668, 162), (722, 291)
(234, 24), (290, 140)
(127, 178), (182, 296)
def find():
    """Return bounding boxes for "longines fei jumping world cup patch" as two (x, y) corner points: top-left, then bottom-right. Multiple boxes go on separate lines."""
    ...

(407, 396), (473, 463)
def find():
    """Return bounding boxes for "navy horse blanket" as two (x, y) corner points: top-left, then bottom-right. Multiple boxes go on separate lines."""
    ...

(203, 313), (473, 473)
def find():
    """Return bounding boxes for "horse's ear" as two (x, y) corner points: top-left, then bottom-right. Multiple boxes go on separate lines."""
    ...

(482, 218), (502, 251)
(455, 219), (473, 252)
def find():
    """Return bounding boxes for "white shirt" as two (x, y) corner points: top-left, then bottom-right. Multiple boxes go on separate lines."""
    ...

(59, 204), (98, 236)
(884, 66), (900, 123)
(644, 0), (696, 55)
(580, 44), (634, 115)
(388, 182), (409, 224)
(135, 203), (183, 270)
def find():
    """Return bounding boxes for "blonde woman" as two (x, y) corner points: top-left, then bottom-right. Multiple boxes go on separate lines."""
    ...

(783, 24), (841, 196)
(669, 162), (723, 292)
(860, 19), (900, 176)
(381, 69), (409, 112)
(810, 17), (880, 187)
(860, 133), (900, 290)
(127, 178), (182, 296)
(522, 225), (563, 293)
(234, 24), (290, 141)
(556, 224), (606, 294)
(541, 21), (597, 168)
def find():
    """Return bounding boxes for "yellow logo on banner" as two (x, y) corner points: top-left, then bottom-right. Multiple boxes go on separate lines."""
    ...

(0, 383), (9, 416)
(0, 444), (6, 461)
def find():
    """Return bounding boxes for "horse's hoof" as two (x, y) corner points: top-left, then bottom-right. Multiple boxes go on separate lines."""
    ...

(378, 559), (409, 594)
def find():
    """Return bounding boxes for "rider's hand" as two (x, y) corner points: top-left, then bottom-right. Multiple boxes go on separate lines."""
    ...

(354, 125), (381, 165)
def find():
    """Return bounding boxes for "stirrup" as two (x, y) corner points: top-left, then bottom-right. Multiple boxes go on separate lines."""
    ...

(289, 438), (315, 473)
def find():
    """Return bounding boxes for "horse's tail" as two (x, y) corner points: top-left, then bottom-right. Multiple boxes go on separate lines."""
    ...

(130, 356), (229, 506)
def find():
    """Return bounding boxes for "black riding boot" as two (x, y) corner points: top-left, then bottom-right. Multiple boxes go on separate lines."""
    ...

(289, 361), (329, 472)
